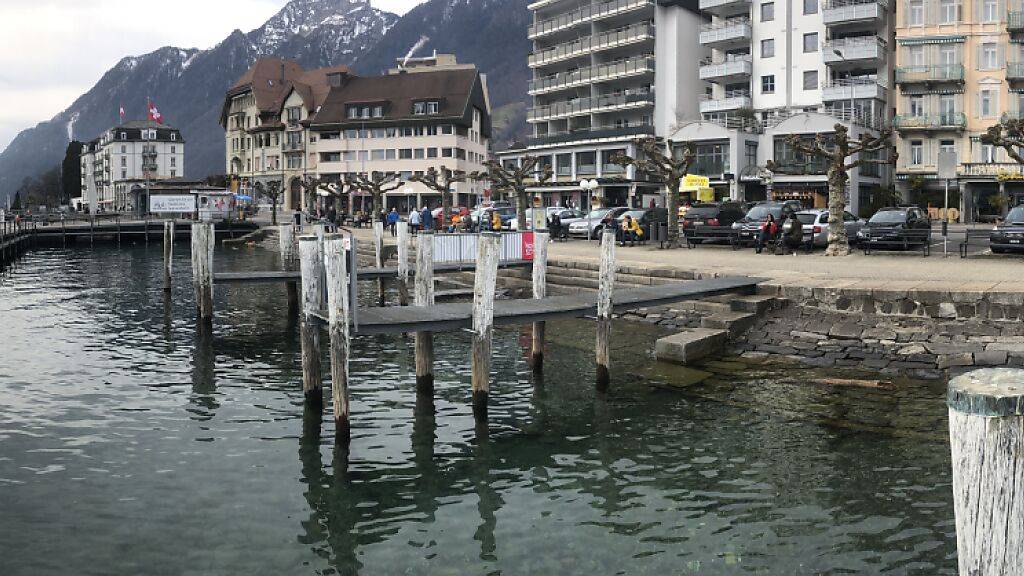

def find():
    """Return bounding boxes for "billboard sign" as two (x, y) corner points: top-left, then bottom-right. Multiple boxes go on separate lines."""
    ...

(150, 194), (197, 213)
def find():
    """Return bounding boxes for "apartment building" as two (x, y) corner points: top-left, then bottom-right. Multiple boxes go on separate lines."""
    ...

(894, 0), (1024, 221)
(309, 56), (491, 212)
(221, 59), (350, 211)
(675, 0), (895, 214)
(79, 120), (185, 214)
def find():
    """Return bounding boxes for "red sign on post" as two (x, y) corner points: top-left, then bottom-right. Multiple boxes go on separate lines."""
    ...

(521, 231), (535, 261)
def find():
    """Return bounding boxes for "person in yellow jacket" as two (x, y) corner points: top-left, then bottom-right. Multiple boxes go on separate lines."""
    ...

(621, 214), (644, 246)
(491, 210), (502, 231)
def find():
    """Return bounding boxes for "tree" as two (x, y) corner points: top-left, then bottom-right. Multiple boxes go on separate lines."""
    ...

(347, 172), (404, 222)
(767, 124), (894, 257)
(11, 191), (22, 210)
(300, 175), (328, 215)
(981, 118), (1024, 217)
(62, 141), (84, 206)
(410, 167), (468, 230)
(476, 157), (552, 230)
(253, 180), (283, 225)
(612, 138), (695, 248)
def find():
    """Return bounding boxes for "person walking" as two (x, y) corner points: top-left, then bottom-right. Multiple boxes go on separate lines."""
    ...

(386, 207), (399, 237)
(409, 208), (421, 234)
(420, 206), (432, 231)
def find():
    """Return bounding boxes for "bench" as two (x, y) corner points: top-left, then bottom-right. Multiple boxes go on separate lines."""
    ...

(862, 229), (931, 257)
(959, 228), (991, 258)
(682, 226), (740, 250)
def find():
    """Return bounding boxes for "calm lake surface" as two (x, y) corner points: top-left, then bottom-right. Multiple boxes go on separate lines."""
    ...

(0, 244), (957, 575)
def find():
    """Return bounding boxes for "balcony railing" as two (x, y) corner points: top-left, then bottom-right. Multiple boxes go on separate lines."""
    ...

(528, 56), (655, 94)
(529, 22), (654, 67)
(821, 77), (887, 101)
(1009, 10), (1024, 30)
(893, 113), (967, 131)
(822, 36), (886, 64)
(699, 0), (752, 15)
(895, 64), (965, 84)
(528, 92), (655, 122)
(699, 90), (752, 113)
(283, 141), (305, 152)
(699, 19), (752, 46)
(1008, 62), (1024, 80)
(527, 123), (655, 146)
(698, 56), (753, 80)
(1001, 111), (1024, 122)
(822, 0), (888, 25)
(960, 163), (1024, 178)
(528, 0), (654, 39)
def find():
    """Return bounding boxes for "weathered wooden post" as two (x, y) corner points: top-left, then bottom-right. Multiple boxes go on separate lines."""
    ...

(298, 235), (324, 408)
(190, 222), (214, 323)
(373, 220), (385, 305)
(414, 231), (435, 394)
(595, 228), (616, 390)
(279, 224), (299, 313)
(323, 233), (351, 440)
(471, 232), (501, 422)
(396, 221), (410, 306)
(163, 220), (174, 292)
(531, 231), (549, 372)
(947, 368), (1024, 574)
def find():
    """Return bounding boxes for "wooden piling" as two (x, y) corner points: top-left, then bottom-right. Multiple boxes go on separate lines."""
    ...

(298, 235), (324, 408)
(947, 368), (1024, 574)
(163, 220), (174, 292)
(595, 228), (616, 390)
(396, 221), (410, 306)
(373, 220), (385, 305)
(324, 233), (351, 440)
(471, 232), (501, 421)
(279, 224), (299, 313)
(414, 231), (435, 394)
(531, 231), (549, 372)
(89, 217), (94, 246)
(190, 222), (214, 323)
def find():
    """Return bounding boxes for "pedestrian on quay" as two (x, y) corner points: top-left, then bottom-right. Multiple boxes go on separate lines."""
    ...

(755, 214), (777, 254)
(387, 207), (400, 236)
(778, 211), (804, 255)
(409, 208), (421, 234)
(421, 206), (432, 231)
(490, 209), (502, 232)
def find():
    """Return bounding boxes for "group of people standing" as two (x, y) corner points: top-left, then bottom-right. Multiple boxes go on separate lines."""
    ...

(386, 207), (435, 236)
(755, 210), (805, 255)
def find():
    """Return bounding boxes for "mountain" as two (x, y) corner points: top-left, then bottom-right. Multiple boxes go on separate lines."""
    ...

(0, 0), (533, 204)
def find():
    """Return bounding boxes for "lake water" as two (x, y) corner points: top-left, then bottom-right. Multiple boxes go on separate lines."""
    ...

(0, 244), (957, 575)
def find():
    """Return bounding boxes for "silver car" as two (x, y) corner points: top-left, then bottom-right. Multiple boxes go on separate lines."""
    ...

(567, 207), (629, 238)
(510, 207), (585, 230)
(796, 209), (866, 247)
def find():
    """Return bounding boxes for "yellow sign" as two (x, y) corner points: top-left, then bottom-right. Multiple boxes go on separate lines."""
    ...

(681, 174), (710, 190)
(696, 187), (715, 202)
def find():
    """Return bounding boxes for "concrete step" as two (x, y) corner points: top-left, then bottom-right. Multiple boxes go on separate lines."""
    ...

(655, 328), (730, 365)
(690, 301), (733, 314)
(729, 294), (780, 314)
(701, 311), (758, 336)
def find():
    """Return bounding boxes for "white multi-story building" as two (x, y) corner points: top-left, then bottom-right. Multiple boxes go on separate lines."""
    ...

(79, 120), (185, 214)
(503, 0), (896, 216)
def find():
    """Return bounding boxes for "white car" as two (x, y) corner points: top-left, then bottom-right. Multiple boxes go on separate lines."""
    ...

(795, 209), (866, 247)
(510, 207), (585, 230)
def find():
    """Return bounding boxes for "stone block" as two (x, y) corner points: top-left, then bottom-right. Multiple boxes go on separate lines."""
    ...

(985, 342), (1024, 354)
(974, 350), (1008, 366)
(828, 323), (863, 340)
(938, 354), (974, 370)
(655, 328), (730, 365)
(701, 312), (758, 336)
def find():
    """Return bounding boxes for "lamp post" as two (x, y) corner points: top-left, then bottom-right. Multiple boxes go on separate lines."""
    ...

(581, 179), (599, 240)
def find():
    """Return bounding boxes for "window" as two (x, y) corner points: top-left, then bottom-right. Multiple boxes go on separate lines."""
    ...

(980, 89), (997, 117)
(371, 149), (386, 161)
(121, 170), (127, 179)
(121, 145), (126, 153)
(939, 0), (959, 22)
(939, 139), (957, 163)
(803, 0), (817, 14)
(982, 0), (998, 21)
(442, 148), (454, 158)
(441, 125), (454, 135)
(761, 2), (774, 21)
(321, 152), (342, 162)
(170, 133), (176, 141)
(287, 155), (302, 170)
(803, 33), (817, 53)
(413, 101), (427, 115)
(910, 140), (923, 165)
(121, 157), (126, 167)
(427, 148), (438, 158)
(287, 107), (301, 123)
(693, 143), (730, 176)
(939, 44), (957, 65)
(939, 94), (956, 121)
(761, 38), (775, 58)
(803, 70), (818, 90)
(170, 170), (176, 177)
(981, 43), (999, 70)
(171, 146), (176, 153)
(745, 142), (758, 167)
(761, 75), (776, 94)
(909, 95), (925, 116)
(170, 157), (176, 167)
(908, 0), (924, 24)
(413, 148), (425, 159)
(427, 101), (439, 114)
(373, 105), (384, 118)
(120, 132), (126, 140)
(982, 143), (996, 162)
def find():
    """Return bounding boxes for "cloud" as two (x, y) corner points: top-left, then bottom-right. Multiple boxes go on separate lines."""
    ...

(0, 0), (425, 152)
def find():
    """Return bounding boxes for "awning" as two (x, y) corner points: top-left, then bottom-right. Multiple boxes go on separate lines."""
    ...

(897, 35), (966, 46)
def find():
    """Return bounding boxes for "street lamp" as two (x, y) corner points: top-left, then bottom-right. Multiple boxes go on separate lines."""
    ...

(580, 179), (600, 240)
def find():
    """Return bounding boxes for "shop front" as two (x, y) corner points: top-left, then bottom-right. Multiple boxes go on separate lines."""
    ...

(770, 184), (827, 210)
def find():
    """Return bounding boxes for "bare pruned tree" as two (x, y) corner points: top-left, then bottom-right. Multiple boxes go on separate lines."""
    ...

(767, 124), (894, 256)
(348, 172), (404, 223)
(612, 137), (695, 248)
(410, 167), (468, 230)
(253, 180), (283, 225)
(981, 118), (1024, 164)
(475, 157), (553, 230)
(300, 175), (326, 216)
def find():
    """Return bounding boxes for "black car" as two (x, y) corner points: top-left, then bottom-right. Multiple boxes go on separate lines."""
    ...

(680, 202), (746, 229)
(990, 205), (1024, 253)
(732, 201), (804, 245)
(856, 206), (932, 247)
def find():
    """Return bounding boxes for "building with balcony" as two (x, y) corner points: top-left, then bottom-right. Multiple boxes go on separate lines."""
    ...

(309, 57), (491, 213)
(893, 0), (1024, 221)
(78, 120), (185, 214)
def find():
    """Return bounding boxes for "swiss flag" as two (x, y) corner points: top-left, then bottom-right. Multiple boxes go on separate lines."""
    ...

(147, 99), (164, 125)
(119, 105), (125, 121)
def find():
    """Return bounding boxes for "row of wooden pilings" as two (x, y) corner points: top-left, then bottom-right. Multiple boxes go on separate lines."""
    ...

(0, 220), (36, 269)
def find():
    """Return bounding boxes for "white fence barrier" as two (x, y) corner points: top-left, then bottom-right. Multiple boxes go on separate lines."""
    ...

(432, 232), (534, 264)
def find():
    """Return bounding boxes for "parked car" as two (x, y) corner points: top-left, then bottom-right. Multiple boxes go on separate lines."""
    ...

(856, 206), (932, 247)
(731, 201), (805, 245)
(990, 205), (1024, 253)
(469, 202), (512, 228)
(795, 209), (866, 247)
(567, 207), (629, 238)
(680, 202), (746, 229)
(472, 206), (517, 231)
(510, 207), (585, 230)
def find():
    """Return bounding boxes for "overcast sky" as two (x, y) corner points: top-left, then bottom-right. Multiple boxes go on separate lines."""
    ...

(0, 0), (423, 153)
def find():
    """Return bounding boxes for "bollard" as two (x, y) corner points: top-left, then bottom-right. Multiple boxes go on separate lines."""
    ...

(414, 231), (435, 394)
(397, 221), (410, 306)
(190, 222), (214, 323)
(531, 231), (549, 373)
(279, 224), (299, 314)
(163, 221), (174, 292)
(324, 233), (351, 440)
(595, 228), (616, 390)
(298, 235), (324, 408)
(373, 220), (385, 305)
(948, 368), (1024, 574)
(471, 232), (501, 422)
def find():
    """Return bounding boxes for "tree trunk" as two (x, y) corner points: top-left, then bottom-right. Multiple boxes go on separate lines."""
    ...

(516, 187), (528, 231)
(271, 198), (278, 226)
(825, 165), (851, 257)
(442, 186), (452, 233)
(372, 192), (382, 223)
(665, 184), (679, 248)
